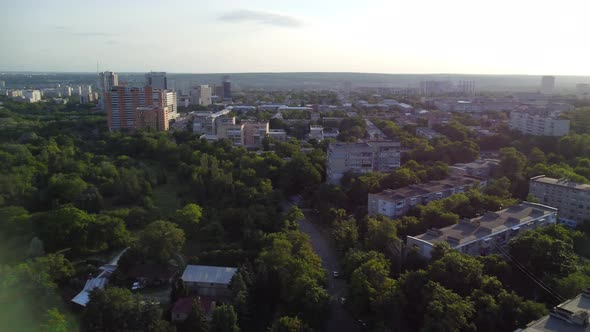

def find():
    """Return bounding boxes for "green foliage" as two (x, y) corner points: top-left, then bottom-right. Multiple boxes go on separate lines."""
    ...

(137, 220), (185, 262)
(210, 305), (240, 332)
(331, 215), (359, 252)
(269, 316), (312, 332)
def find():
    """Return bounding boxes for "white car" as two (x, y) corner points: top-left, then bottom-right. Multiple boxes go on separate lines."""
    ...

(332, 271), (340, 278)
(131, 282), (142, 291)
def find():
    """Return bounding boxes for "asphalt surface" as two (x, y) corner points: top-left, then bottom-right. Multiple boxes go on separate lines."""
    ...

(298, 209), (361, 332)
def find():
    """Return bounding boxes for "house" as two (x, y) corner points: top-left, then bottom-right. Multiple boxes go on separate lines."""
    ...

(519, 288), (590, 331)
(406, 202), (558, 259)
(171, 296), (216, 323)
(181, 265), (237, 300)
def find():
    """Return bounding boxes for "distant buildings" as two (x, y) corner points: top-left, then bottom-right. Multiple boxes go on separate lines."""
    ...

(145, 72), (168, 89)
(529, 175), (590, 227)
(521, 288), (590, 331)
(368, 175), (484, 219)
(192, 109), (231, 135)
(326, 141), (401, 184)
(98, 71), (119, 109)
(450, 159), (499, 179)
(22, 90), (42, 103)
(456, 80), (476, 95)
(420, 80), (452, 96)
(416, 127), (443, 140)
(268, 129), (288, 142)
(407, 202), (558, 258)
(190, 85), (212, 106)
(136, 106), (169, 131)
(509, 111), (570, 136)
(243, 122), (269, 147)
(541, 75), (555, 94)
(222, 75), (232, 101)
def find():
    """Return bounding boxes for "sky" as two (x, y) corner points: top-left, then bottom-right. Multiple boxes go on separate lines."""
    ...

(1, 0), (589, 75)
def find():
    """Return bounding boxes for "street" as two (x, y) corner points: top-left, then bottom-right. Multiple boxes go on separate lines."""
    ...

(298, 209), (361, 332)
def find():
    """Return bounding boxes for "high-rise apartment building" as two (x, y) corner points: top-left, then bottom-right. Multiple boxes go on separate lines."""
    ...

(529, 175), (590, 227)
(145, 72), (168, 90)
(541, 76), (555, 94)
(98, 71), (118, 91)
(136, 106), (169, 131)
(326, 141), (401, 184)
(222, 76), (231, 100)
(105, 86), (171, 131)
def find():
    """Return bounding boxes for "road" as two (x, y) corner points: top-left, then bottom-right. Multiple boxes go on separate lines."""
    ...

(298, 209), (361, 332)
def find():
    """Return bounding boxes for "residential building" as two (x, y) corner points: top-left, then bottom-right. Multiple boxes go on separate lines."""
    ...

(192, 109), (231, 135)
(243, 122), (269, 148)
(541, 75), (555, 94)
(327, 141), (401, 184)
(416, 127), (443, 140)
(190, 85), (212, 106)
(181, 265), (237, 300)
(420, 80), (452, 96)
(268, 129), (288, 142)
(309, 125), (324, 140)
(509, 111), (570, 136)
(171, 296), (216, 323)
(217, 123), (245, 146)
(322, 128), (340, 139)
(21, 90), (42, 102)
(368, 175), (485, 218)
(136, 106), (169, 131)
(98, 71), (119, 109)
(222, 75), (231, 100)
(105, 86), (172, 131)
(456, 80), (476, 95)
(407, 202), (558, 258)
(520, 288), (590, 332)
(529, 175), (590, 227)
(145, 72), (168, 89)
(6, 89), (23, 98)
(450, 159), (499, 179)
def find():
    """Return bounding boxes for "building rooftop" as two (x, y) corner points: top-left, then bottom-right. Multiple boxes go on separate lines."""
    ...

(181, 265), (237, 285)
(373, 176), (482, 201)
(531, 175), (590, 191)
(522, 289), (590, 332)
(414, 202), (557, 246)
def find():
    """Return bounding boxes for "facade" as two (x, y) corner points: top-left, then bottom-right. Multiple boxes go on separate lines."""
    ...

(309, 125), (324, 140)
(529, 175), (590, 227)
(268, 129), (288, 142)
(541, 75), (555, 94)
(98, 71), (118, 91)
(326, 141), (401, 184)
(217, 122), (245, 146)
(192, 109), (231, 135)
(21, 90), (42, 103)
(509, 111), (570, 136)
(521, 288), (590, 332)
(190, 85), (212, 106)
(222, 76), (231, 100)
(136, 106), (169, 131)
(145, 72), (167, 89)
(420, 80), (452, 96)
(181, 265), (237, 300)
(368, 175), (485, 218)
(450, 159), (499, 179)
(407, 202), (558, 258)
(243, 122), (269, 148)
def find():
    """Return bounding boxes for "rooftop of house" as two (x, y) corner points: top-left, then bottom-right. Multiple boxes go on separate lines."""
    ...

(181, 265), (237, 285)
(412, 202), (557, 246)
(172, 296), (216, 316)
(522, 289), (590, 332)
(531, 175), (590, 191)
(372, 176), (482, 201)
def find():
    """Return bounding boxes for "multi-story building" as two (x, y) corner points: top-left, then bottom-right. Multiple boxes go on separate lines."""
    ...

(407, 202), (558, 258)
(420, 80), (452, 96)
(541, 75), (555, 94)
(268, 129), (287, 142)
(190, 85), (212, 106)
(309, 125), (324, 140)
(105, 86), (172, 131)
(243, 122), (269, 148)
(99, 71), (118, 91)
(450, 159), (499, 179)
(529, 175), (590, 227)
(21, 90), (42, 103)
(509, 111), (570, 136)
(218, 124), (245, 146)
(416, 127), (443, 140)
(326, 141), (401, 184)
(136, 106), (169, 131)
(222, 76), (231, 101)
(192, 109), (231, 135)
(368, 175), (485, 218)
(145, 72), (168, 90)
(521, 288), (590, 332)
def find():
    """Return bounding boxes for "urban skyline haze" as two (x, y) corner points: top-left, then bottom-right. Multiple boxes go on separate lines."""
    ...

(1, 0), (589, 75)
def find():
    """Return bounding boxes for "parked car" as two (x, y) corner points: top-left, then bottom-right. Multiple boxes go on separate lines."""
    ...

(332, 271), (340, 278)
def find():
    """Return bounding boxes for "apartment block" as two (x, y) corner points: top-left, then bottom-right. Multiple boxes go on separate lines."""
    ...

(190, 85), (212, 106)
(327, 141), (401, 184)
(136, 106), (169, 131)
(450, 159), (499, 179)
(105, 86), (172, 131)
(368, 176), (484, 218)
(522, 288), (590, 331)
(217, 123), (245, 146)
(192, 109), (231, 135)
(529, 175), (590, 227)
(509, 111), (570, 136)
(416, 127), (443, 140)
(243, 122), (269, 148)
(268, 129), (288, 142)
(407, 202), (557, 258)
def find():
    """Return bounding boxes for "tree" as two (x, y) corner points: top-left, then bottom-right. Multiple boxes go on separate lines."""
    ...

(210, 305), (240, 332)
(32, 206), (93, 252)
(421, 281), (475, 332)
(34, 253), (74, 284)
(269, 316), (312, 332)
(41, 308), (68, 332)
(364, 216), (398, 252)
(137, 220), (185, 262)
(332, 217), (358, 252)
(349, 256), (394, 313)
(182, 297), (209, 332)
(173, 203), (203, 234)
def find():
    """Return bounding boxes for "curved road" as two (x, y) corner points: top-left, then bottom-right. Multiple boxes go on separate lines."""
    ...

(298, 209), (361, 332)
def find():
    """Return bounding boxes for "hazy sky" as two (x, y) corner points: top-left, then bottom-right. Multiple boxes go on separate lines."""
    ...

(1, 0), (589, 75)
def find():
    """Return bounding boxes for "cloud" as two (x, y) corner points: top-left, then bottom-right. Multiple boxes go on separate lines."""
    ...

(219, 10), (303, 27)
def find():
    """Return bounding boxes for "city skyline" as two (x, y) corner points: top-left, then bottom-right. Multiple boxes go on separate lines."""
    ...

(1, 0), (589, 75)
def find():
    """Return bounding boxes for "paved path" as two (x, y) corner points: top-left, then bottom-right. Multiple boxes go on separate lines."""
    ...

(297, 209), (361, 332)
